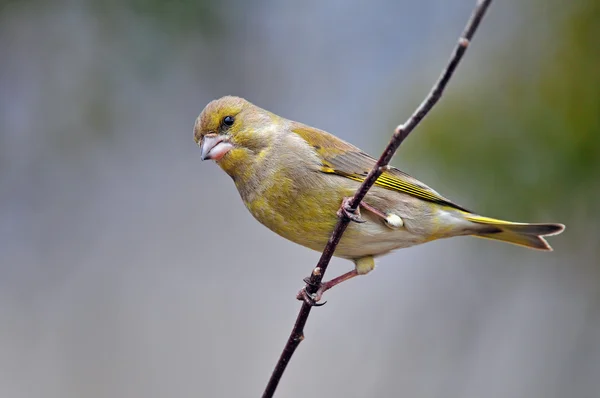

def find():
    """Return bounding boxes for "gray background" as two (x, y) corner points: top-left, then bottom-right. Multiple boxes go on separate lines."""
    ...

(1, 0), (598, 397)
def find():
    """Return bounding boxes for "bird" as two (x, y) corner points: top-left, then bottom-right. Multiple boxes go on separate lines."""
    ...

(193, 96), (565, 303)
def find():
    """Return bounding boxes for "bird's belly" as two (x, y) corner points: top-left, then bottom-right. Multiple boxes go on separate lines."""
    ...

(242, 174), (458, 261)
(247, 192), (429, 259)
(335, 214), (428, 259)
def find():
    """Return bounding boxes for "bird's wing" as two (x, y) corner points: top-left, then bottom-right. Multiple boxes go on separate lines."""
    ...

(291, 122), (470, 212)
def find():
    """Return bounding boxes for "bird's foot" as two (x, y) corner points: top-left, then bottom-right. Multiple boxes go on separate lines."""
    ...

(296, 279), (327, 307)
(296, 269), (360, 306)
(337, 197), (366, 223)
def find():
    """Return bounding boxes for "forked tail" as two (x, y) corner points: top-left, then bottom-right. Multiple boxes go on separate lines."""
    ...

(465, 214), (565, 251)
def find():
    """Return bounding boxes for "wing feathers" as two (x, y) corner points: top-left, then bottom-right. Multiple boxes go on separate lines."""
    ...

(291, 123), (469, 212)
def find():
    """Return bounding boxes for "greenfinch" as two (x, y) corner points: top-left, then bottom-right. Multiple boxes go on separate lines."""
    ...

(194, 96), (565, 301)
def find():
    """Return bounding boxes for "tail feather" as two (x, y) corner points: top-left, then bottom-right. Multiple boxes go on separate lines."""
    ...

(465, 214), (565, 251)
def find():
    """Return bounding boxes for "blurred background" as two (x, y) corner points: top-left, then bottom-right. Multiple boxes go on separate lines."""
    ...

(1, 0), (598, 397)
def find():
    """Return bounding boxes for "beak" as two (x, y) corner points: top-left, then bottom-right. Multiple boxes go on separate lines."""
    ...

(200, 135), (233, 161)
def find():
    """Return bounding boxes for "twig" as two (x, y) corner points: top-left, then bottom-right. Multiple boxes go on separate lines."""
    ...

(261, 1), (493, 397)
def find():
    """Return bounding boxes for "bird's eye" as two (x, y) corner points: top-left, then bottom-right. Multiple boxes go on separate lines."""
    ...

(223, 116), (235, 126)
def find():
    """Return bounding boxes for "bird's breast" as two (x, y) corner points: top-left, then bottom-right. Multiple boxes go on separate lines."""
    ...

(243, 171), (344, 252)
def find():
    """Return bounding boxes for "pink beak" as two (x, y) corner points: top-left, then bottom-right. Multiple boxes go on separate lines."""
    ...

(200, 135), (233, 161)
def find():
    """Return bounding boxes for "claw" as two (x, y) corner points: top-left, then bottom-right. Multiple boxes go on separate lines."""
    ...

(337, 197), (366, 223)
(297, 276), (328, 306)
(296, 287), (327, 307)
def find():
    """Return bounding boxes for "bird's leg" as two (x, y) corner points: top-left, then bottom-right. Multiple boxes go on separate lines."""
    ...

(359, 201), (387, 219)
(296, 257), (374, 306)
(313, 269), (359, 301)
(359, 201), (404, 229)
(297, 270), (359, 306)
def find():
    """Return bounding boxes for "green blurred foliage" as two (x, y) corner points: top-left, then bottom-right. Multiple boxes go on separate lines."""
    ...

(401, 0), (599, 221)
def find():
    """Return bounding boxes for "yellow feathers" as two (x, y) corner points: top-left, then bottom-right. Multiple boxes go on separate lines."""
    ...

(291, 122), (469, 212)
(465, 214), (565, 250)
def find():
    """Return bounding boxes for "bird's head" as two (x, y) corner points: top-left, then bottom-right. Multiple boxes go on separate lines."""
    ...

(194, 96), (278, 177)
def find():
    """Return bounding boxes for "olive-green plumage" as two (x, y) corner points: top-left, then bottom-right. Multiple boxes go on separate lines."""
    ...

(194, 96), (565, 297)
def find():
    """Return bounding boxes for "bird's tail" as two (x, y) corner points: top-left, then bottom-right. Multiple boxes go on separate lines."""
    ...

(465, 214), (565, 251)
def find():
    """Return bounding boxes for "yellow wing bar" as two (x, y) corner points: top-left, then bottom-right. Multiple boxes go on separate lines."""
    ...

(321, 167), (469, 212)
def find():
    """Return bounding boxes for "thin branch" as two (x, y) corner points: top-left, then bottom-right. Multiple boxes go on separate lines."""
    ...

(261, 1), (493, 397)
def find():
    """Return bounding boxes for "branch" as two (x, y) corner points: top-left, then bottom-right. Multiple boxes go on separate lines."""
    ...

(261, 1), (493, 397)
